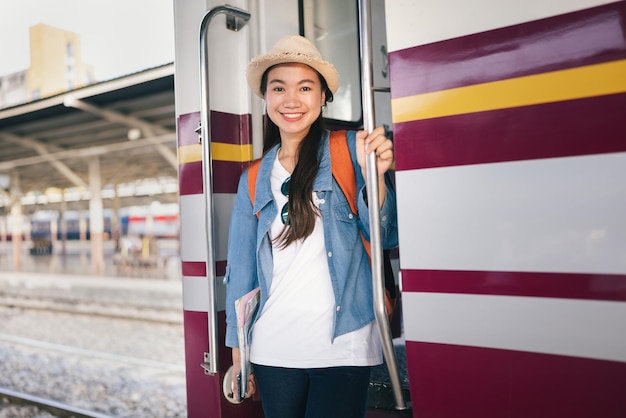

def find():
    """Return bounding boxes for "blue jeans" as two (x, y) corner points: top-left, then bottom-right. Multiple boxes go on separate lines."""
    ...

(252, 364), (371, 418)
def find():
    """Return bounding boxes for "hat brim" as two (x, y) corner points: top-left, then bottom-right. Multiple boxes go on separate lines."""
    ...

(246, 53), (339, 99)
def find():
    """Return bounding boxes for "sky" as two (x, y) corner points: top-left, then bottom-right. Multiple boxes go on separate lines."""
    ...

(0, 0), (175, 81)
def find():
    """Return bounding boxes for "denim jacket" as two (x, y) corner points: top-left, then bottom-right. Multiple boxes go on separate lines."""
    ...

(224, 130), (398, 348)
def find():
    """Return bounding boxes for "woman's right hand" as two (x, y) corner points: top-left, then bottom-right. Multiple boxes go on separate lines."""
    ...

(231, 347), (256, 401)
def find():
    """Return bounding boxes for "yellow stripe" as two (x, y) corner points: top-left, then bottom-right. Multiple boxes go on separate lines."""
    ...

(178, 143), (253, 165)
(392, 59), (626, 123)
(177, 144), (201, 164)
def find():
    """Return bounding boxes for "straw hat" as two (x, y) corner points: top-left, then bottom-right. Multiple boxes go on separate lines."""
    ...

(246, 35), (339, 98)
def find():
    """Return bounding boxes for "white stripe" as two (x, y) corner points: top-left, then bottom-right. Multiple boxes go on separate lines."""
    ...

(180, 194), (206, 262)
(402, 292), (626, 362)
(179, 193), (236, 262)
(396, 153), (626, 274)
(385, 0), (617, 52)
(182, 275), (226, 312)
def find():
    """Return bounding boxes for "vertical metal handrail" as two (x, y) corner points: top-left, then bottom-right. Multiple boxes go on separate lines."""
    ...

(199, 5), (250, 376)
(358, 0), (408, 410)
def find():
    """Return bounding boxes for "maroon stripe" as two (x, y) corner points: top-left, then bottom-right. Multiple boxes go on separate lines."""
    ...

(401, 269), (626, 302)
(216, 260), (226, 277)
(182, 310), (218, 417)
(181, 260), (226, 277)
(179, 160), (247, 195)
(394, 93), (626, 170)
(211, 110), (251, 145)
(182, 261), (205, 276)
(178, 161), (204, 195)
(405, 341), (626, 418)
(183, 310), (263, 417)
(213, 160), (248, 194)
(389, 2), (626, 97)
(177, 112), (201, 147)
(177, 111), (251, 147)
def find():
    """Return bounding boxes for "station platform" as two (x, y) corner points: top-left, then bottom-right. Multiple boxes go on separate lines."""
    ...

(0, 239), (184, 322)
(0, 269), (183, 298)
(0, 239), (181, 281)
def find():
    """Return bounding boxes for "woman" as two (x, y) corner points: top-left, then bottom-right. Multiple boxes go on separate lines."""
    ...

(225, 35), (398, 418)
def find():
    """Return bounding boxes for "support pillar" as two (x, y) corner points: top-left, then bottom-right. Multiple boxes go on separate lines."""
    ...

(9, 172), (22, 270)
(79, 211), (87, 241)
(144, 209), (154, 257)
(89, 156), (105, 274)
(111, 185), (121, 253)
(59, 193), (67, 256)
(50, 211), (58, 247)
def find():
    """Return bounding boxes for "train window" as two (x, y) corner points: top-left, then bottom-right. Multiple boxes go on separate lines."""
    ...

(301, 0), (361, 124)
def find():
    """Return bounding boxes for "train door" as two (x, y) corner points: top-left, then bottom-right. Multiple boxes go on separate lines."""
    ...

(174, 1), (258, 416)
(386, 0), (626, 417)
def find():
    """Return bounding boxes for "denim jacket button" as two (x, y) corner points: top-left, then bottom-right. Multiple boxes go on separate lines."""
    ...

(327, 251), (332, 258)
(348, 213), (353, 219)
(336, 305), (341, 312)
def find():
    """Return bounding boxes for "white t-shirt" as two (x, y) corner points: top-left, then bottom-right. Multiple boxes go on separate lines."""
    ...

(250, 156), (382, 368)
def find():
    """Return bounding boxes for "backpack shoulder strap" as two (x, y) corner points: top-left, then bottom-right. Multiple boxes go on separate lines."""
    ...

(329, 130), (358, 215)
(247, 159), (262, 218)
(329, 130), (372, 258)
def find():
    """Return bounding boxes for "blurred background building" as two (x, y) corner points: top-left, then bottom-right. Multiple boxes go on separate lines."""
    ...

(0, 24), (94, 109)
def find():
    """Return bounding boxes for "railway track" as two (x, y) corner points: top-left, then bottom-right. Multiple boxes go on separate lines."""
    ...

(0, 291), (182, 325)
(0, 273), (187, 416)
(0, 332), (185, 373)
(0, 386), (116, 418)
(0, 313), (186, 417)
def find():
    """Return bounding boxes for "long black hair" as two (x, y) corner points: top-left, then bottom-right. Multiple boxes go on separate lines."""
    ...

(259, 65), (334, 248)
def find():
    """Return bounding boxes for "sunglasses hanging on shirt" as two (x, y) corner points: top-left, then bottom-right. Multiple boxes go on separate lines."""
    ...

(280, 176), (291, 225)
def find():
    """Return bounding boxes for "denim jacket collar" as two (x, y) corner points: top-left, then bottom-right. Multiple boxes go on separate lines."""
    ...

(251, 130), (332, 216)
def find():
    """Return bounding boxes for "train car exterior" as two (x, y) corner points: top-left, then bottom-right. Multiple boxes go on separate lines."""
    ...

(30, 210), (113, 241)
(173, 0), (626, 417)
(26, 207), (178, 242)
(388, 0), (626, 417)
(122, 203), (180, 239)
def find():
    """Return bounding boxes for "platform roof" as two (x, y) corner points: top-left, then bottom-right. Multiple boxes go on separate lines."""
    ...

(0, 64), (178, 213)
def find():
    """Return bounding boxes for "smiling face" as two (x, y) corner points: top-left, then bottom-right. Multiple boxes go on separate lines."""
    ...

(263, 63), (326, 142)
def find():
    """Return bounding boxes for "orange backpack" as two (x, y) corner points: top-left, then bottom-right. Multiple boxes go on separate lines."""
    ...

(246, 130), (396, 320)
